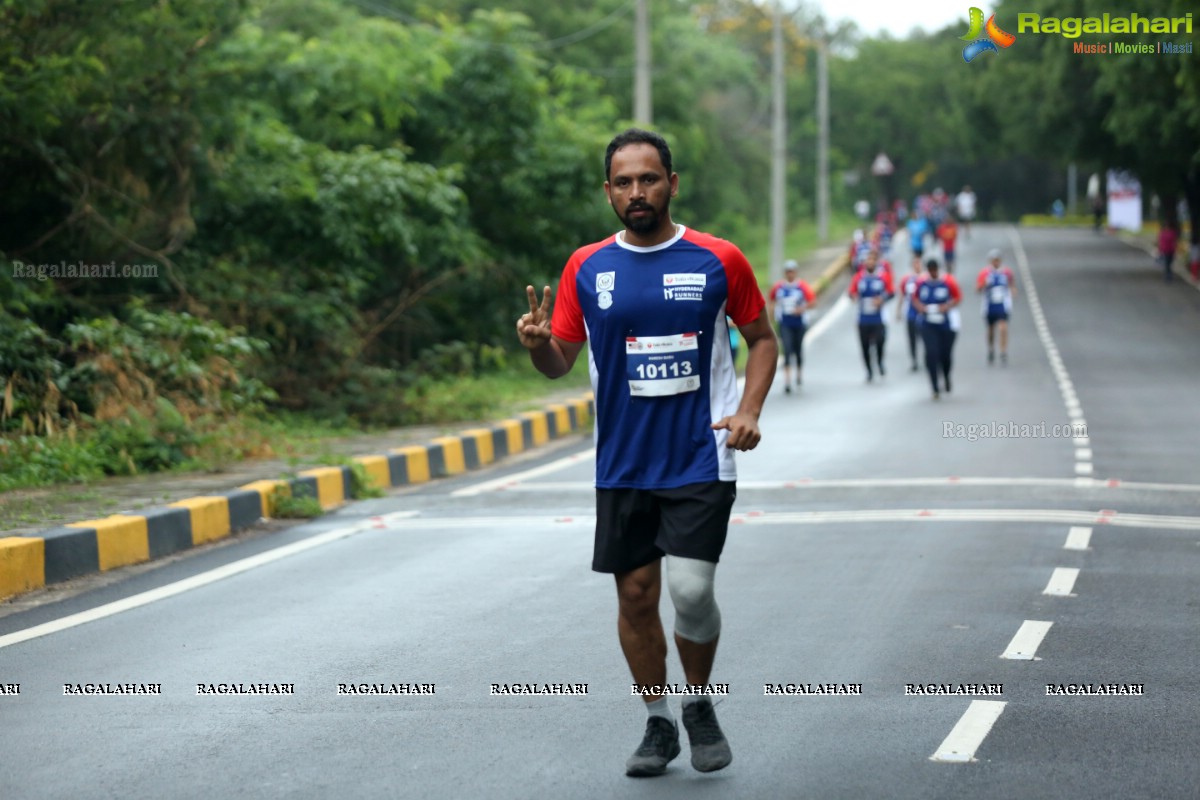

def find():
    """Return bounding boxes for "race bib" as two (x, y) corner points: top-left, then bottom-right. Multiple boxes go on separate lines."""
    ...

(860, 297), (879, 315)
(626, 333), (701, 397)
(989, 286), (1007, 304)
(925, 304), (944, 324)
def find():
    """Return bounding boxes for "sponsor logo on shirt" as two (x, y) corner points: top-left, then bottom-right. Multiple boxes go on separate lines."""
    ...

(663, 273), (705, 302)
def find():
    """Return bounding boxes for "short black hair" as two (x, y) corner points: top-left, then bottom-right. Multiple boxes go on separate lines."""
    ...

(925, 258), (940, 271)
(605, 128), (672, 182)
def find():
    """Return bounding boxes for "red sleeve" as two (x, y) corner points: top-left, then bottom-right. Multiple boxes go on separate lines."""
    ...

(883, 273), (895, 294)
(848, 270), (862, 298)
(975, 268), (988, 290)
(550, 239), (612, 343)
(946, 275), (962, 301)
(686, 231), (765, 327)
(1003, 267), (1015, 284)
(801, 282), (816, 303)
(768, 281), (783, 301)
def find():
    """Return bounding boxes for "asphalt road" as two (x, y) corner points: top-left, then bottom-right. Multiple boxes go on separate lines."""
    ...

(2, 224), (1198, 799)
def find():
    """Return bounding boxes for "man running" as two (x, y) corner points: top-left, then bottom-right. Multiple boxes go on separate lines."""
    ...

(848, 249), (894, 382)
(768, 259), (816, 393)
(976, 248), (1017, 365)
(936, 215), (959, 274)
(913, 259), (961, 399)
(954, 185), (976, 239)
(517, 128), (777, 778)
(895, 257), (926, 372)
(906, 213), (930, 265)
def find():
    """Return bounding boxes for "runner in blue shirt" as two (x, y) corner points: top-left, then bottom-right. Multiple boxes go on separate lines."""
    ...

(913, 259), (962, 399)
(518, 128), (777, 778)
(848, 250), (895, 382)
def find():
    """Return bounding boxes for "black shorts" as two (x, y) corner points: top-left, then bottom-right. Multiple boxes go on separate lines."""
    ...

(986, 311), (1009, 324)
(592, 481), (737, 574)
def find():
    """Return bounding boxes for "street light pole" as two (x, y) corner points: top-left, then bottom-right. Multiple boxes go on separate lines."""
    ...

(769, 0), (786, 281)
(634, 0), (652, 125)
(816, 34), (830, 243)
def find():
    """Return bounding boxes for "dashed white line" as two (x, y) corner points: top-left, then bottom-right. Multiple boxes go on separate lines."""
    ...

(1000, 620), (1054, 660)
(1043, 567), (1081, 597)
(1008, 226), (1093, 478)
(1064, 526), (1093, 550)
(930, 700), (1007, 763)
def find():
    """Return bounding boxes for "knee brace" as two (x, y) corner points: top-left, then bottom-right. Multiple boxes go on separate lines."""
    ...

(665, 555), (721, 644)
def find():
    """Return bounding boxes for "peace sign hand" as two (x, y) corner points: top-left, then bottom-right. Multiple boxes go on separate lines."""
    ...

(516, 285), (553, 350)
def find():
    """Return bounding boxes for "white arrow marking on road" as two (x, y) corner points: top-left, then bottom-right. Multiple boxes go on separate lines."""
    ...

(930, 700), (1007, 763)
(1000, 620), (1053, 660)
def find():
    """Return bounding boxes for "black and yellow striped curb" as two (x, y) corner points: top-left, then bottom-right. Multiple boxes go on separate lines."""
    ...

(0, 395), (594, 602)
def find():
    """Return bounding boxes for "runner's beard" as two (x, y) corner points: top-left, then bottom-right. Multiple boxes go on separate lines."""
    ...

(620, 199), (668, 235)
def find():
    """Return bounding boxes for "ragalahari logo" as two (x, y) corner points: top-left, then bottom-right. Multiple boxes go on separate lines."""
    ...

(960, 7), (1016, 62)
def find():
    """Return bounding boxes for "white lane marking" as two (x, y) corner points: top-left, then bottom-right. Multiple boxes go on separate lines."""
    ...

(450, 449), (596, 497)
(1008, 226), (1091, 477)
(1075, 448), (1093, 461)
(0, 512), (419, 651)
(1000, 620), (1053, 660)
(382, 508), (1200, 532)
(505, 475), (1200, 494)
(1043, 567), (1081, 597)
(1073, 437), (1090, 447)
(930, 700), (1007, 763)
(1064, 527), (1093, 550)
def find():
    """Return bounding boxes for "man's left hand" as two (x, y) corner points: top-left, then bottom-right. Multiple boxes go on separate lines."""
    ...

(712, 412), (761, 451)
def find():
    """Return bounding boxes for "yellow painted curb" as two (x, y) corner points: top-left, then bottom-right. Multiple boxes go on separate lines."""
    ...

(0, 537), (45, 599)
(170, 497), (232, 545)
(298, 467), (347, 510)
(69, 515), (150, 571)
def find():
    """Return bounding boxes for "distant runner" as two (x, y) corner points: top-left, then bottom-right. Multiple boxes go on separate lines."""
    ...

(914, 259), (961, 399)
(768, 259), (816, 393)
(976, 248), (1017, 365)
(848, 249), (894, 382)
(895, 257), (926, 372)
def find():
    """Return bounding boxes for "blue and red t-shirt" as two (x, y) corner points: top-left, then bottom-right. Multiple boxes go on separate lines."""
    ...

(976, 266), (1015, 317)
(769, 279), (815, 328)
(848, 268), (894, 325)
(897, 272), (923, 322)
(551, 226), (765, 489)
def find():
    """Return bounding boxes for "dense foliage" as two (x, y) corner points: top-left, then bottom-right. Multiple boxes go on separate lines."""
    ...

(2, 0), (1196, 482)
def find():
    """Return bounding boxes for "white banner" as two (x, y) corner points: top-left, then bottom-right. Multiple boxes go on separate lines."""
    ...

(1106, 170), (1142, 232)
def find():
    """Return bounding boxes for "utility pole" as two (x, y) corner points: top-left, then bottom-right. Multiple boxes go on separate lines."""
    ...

(634, 0), (652, 125)
(769, 0), (786, 282)
(816, 34), (830, 243)
(1067, 162), (1077, 215)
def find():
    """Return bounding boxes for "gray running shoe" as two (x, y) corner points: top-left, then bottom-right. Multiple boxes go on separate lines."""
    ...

(625, 717), (681, 777)
(681, 698), (732, 772)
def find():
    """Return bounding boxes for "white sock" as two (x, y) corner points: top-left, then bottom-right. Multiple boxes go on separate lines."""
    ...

(645, 696), (673, 723)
